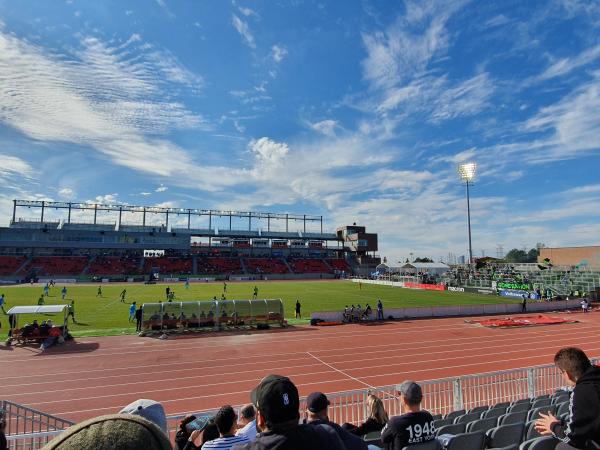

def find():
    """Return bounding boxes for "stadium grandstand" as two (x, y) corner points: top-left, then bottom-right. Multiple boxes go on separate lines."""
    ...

(0, 199), (380, 282)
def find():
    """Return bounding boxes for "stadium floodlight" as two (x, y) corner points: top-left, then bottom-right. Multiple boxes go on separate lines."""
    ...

(458, 162), (477, 265)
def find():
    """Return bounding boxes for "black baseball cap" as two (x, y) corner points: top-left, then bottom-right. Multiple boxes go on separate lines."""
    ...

(398, 381), (423, 404)
(251, 375), (299, 424)
(306, 392), (330, 413)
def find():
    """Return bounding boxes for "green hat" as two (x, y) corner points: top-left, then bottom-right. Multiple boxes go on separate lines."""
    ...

(41, 414), (172, 450)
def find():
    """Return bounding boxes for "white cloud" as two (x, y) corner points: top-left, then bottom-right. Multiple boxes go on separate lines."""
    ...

(0, 154), (33, 178)
(232, 15), (256, 49)
(536, 44), (600, 81)
(271, 45), (288, 63)
(0, 30), (210, 178)
(139, 192), (152, 196)
(311, 120), (338, 137)
(249, 137), (289, 165)
(155, 184), (168, 192)
(58, 187), (76, 199)
(238, 7), (259, 18)
(89, 194), (119, 204)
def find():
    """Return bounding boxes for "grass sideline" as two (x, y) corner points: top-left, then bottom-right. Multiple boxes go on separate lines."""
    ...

(0, 280), (519, 337)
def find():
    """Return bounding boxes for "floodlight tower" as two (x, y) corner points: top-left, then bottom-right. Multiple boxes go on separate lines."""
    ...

(458, 162), (477, 265)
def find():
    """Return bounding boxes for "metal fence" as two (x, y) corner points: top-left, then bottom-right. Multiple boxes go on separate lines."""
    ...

(141, 299), (284, 333)
(163, 358), (599, 438)
(2, 400), (74, 450)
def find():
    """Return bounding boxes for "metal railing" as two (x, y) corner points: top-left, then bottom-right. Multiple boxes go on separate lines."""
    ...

(163, 357), (598, 438)
(2, 400), (74, 449)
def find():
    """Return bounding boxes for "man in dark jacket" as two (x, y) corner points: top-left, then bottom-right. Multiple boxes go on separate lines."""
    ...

(536, 347), (600, 449)
(381, 381), (435, 449)
(535, 347), (600, 450)
(232, 375), (345, 450)
(305, 391), (368, 450)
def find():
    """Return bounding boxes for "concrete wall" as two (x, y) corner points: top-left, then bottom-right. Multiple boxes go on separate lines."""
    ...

(539, 246), (600, 269)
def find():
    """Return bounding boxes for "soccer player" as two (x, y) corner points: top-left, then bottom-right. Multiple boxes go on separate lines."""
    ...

(96, 286), (102, 297)
(120, 289), (127, 303)
(223, 281), (227, 293)
(295, 299), (301, 319)
(68, 300), (76, 323)
(0, 293), (5, 314)
(61, 286), (67, 300)
(129, 302), (137, 323)
(253, 285), (258, 300)
(43, 283), (49, 296)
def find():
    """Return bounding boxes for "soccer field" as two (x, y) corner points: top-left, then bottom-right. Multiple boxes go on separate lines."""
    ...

(0, 280), (518, 336)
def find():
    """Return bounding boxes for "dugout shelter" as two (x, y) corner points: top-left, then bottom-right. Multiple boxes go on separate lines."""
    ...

(6, 304), (69, 345)
(141, 298), (284, 333)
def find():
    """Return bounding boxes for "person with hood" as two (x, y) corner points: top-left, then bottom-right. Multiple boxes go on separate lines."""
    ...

(535, 347), (600, 449)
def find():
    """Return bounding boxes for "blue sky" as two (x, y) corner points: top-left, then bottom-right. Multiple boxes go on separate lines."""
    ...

(0, 0), (599, 263)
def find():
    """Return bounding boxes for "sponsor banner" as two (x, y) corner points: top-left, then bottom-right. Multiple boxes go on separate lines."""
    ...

(499, 289), (530, 298)
(188, 277), (215, 282)
(404, 282), (446, 291)
(163, 277), (180, 282)
(463, 287), (496, 295)
(497, 281), (532, 290)
(447, 286), (465, 293)
(39, 278), (77, 284)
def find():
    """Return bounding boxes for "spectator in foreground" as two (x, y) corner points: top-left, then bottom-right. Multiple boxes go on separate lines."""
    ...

(380, 381), (435, 449)
(232, 374), (346, 450)
(41, 414), (172, 450)
(202, 405), (249, 450)
(236, 404), (257, 441)
(176, 416), (218, 450)
(175, 415), (198, 450)
(535, 347), (600, 449)
(305, 391), (368, 450)
(343, 394), (388, 436)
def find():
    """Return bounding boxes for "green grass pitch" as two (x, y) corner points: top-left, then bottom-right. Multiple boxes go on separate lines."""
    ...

(0, 280), (519, 337)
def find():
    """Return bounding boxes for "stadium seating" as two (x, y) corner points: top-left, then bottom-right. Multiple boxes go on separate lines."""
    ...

(144, 256), (192, 275)
(244, 258), (290, 274)
(197, 257), (243, 275)
(288, 258), (332, 274)
(0, 255), (27, 275)
(21, 256), (88, 276)
(87, 256), (144, 276)
(327, 258), (351, 273)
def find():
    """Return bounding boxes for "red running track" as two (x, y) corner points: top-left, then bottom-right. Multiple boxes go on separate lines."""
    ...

(2, 311), (600, 424)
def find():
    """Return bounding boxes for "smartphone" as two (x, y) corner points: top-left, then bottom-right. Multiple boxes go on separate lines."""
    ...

(186, 415), (210, 432)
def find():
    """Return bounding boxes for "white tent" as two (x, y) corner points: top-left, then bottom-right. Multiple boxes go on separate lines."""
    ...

(7, 305), (68, 315)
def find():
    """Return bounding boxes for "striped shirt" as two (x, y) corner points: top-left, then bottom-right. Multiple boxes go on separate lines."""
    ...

(202, 435), (250, 450)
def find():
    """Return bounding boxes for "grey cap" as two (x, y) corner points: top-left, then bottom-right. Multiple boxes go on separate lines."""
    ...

(398, 381), (423, 404)
(120, 399), (167, 434)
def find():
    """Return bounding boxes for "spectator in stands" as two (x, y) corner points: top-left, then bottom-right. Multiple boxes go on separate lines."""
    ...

(377, 300), (384, 320)
(295, 299), (301, 319)
(304, 391), (368, 450)
(202, 405), (249, 450)
(236, 404), (257, 441)
(136, 305), (144, 332)
(380, 381), (435, 449)
(232, 374), (346, 450)
(535, 347), (600, 449)
(175, 415), (198, 450)
(343, 394), (388, 436)
(41, 414), (172, 450)
(120, 399), (168, 434)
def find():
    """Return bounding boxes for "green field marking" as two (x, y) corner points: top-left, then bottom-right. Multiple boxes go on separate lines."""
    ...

(0, 281), (518, 336)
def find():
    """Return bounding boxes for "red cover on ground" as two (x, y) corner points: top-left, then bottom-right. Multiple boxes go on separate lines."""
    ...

(467, 314), (577, 327)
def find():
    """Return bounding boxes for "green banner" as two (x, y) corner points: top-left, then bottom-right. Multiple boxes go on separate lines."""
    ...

(497, 281), (532, 290)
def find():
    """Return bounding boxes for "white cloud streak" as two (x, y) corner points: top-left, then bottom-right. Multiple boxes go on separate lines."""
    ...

(232, 15), (256, 49)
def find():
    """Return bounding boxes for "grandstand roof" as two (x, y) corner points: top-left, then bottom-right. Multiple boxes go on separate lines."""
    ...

(7, 305), (68, 314)
(402, 262), (450, 270)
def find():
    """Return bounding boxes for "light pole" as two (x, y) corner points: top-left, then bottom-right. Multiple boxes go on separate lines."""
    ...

(458, 162), (477, 265)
